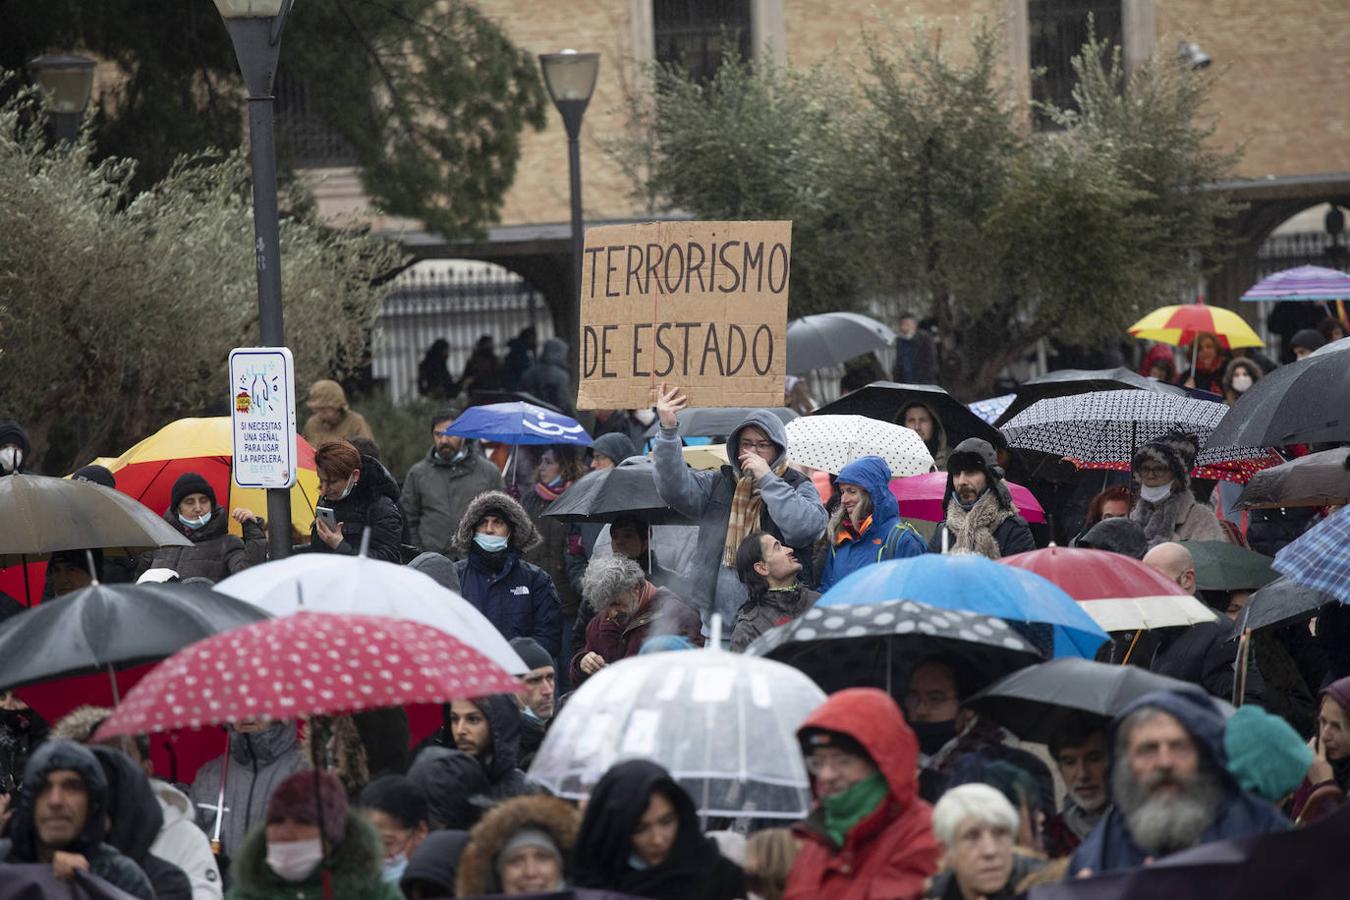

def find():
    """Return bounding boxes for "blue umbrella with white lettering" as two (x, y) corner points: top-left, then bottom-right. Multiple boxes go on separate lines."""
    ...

(444, 401), (593, 446)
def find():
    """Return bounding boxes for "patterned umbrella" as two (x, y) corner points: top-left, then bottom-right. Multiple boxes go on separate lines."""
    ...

(994, 367), (1187, 427)
(813, 382), (1006, 448)
(1273, 506), (1350, 603)
(744, 598), (1043, 695)
(92, 612), (521, 738)
(1240, 265), (1350, 302)
(968, 394), (1015, 425)
(784, 415), (933, 476)
(1128, 303), (1264, 350)
(787, 312), (896, 373)
(998, 390), (1279, 483)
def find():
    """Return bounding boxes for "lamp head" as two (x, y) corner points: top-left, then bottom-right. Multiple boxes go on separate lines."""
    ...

(26, 54), (96, 114)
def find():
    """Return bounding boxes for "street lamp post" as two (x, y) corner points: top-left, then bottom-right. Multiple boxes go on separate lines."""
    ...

(538, 50), (600, 379)
(26, 54), (96, 144)
(215, 0), (294, 561)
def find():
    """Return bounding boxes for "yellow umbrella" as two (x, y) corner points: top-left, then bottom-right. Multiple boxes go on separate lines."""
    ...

(1127, 303), (1264, 349)
(681, 443), (729, 470)
(98, 417), (319, 537)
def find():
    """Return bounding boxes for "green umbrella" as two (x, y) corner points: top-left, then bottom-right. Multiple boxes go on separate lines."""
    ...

(1179, 540), (1278, 592)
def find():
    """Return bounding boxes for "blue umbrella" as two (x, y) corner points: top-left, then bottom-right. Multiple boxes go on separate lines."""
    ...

(444, 401), (593, 446)
(816, 554), (1109, 659)
(1274, 506), (1350, 604)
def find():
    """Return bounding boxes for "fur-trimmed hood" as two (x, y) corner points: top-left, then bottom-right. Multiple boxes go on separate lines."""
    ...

(455, 794), (580, 897)
(451, 490), (542, 556)
(51, 704), (112, 743)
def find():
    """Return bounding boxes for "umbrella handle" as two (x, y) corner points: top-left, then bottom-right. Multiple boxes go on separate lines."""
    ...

(1120, 629), (1143, 666)
(1233, 628), (1252, 707)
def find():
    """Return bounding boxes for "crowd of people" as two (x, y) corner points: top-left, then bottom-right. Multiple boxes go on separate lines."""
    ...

(0, 310), (1345, 899)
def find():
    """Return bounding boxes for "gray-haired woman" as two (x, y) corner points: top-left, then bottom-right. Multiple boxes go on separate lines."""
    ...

(568, 557), (702, 685)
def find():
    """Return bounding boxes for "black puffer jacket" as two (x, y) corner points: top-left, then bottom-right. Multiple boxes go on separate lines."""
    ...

(91, 746), (192, 900)
(407, 747), (491, 831)
(0, 741), (155, 900)
(308, 453), (404, 562)
(137, 506), (266, 582)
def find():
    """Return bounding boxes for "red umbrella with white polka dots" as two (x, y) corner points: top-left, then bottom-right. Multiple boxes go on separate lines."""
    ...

(91, 611), (522, 739)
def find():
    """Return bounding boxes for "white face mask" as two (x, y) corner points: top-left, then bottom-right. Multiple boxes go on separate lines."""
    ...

(1139, 483), (1173, 503)
(266, 837), (324, 883)
(1231, 373), (1253, 393)
(0, 446), (21, 474)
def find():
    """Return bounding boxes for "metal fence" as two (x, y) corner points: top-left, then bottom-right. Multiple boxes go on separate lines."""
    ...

(372, 263), (554, 405)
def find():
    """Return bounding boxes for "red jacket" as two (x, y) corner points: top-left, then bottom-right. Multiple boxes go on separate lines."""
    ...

(569, 582), (703, 685)
(784, 688), (940, 900)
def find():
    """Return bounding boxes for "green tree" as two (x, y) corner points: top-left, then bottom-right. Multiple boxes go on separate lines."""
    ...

(608, 23), (1241, 397)
(0, 0), (546, 237)
(0, 82), (405, 471)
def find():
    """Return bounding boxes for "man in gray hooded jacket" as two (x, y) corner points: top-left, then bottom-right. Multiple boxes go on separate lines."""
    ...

(652, 383), (828, 633)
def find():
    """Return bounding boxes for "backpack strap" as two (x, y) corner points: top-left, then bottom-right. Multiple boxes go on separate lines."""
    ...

(879, 522), (920, 562)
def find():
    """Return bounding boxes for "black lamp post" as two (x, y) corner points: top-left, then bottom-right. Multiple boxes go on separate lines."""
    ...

(26, 54), (96, 144)
(538, 50), (600, 378)
(215, 0), (294, 561)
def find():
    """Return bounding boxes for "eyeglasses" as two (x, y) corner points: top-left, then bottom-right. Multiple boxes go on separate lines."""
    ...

(739, 440), (776, 452)
(1136, 464), (1172, 477)
(904, 690), (956, 711)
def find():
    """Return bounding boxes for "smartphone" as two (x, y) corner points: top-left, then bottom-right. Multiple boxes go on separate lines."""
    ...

(315, 505), (338, 531)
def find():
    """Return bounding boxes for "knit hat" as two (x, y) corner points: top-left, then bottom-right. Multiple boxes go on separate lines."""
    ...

(1076, 517), (1149, 560)
(1290, 328), (1327, 354)
(496, 827), (562, 874)
(71, 465), (115, 489)
(798, 728), (873, 764)
(1131, 430), (1198, 488)
(509, 637), (555, 672)
(591, 432), (638, 466)
(170, 472), (216, 512)
(1223, 705), (1313, 803)
(267, 770), (348, 841)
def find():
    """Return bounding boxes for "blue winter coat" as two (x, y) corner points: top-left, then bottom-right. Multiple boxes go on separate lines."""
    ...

(819, 456), (926, 592)
(1068, 686), (1288, 876)
(454, 553), (562, 657)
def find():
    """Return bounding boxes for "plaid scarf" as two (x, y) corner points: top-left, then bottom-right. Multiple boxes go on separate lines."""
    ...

(722, 460), (789, 567)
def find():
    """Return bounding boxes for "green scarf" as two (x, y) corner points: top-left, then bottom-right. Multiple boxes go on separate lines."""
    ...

(821, 772), (889, 846)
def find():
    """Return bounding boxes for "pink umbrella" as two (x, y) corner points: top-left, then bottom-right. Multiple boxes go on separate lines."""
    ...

(888, 472), (1046, 523)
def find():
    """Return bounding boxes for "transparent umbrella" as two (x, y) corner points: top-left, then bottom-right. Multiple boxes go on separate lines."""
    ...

(528, 645), (825, 820)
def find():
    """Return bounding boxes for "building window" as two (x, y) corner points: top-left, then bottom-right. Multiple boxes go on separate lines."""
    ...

(1028, 0), (1122, 128)
(275, 69), (357, 168)
(653, 0), (752, 82)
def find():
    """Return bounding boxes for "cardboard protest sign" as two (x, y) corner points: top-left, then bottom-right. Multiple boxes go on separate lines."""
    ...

(576, 220), (791, 410)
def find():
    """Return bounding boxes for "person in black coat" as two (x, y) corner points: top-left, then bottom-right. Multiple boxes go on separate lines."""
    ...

(572, 759), (744, 900)
(90, 746), (192, 900)
(309, 440), (404, 562)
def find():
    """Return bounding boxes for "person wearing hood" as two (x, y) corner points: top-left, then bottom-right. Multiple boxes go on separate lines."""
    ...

(928, 439), (1034, 559)
(416, 338), (458, 400)
(1221, 357), (1262, 407)
(400, 829), (470, 899)
(51, 705), (223, 900)
(819, 456), (925, 591)
(1289, 676), (1350, 823)
(504, 326), (537, 390)
(456, 794), (579, 896)
(0, 419), (30, 476)
(573, 759), (745, 899)
(302, 379), (374, 448)
(191, 720), (306, 866)
(309, 440), (404, 563)
(732, 530), (820, 652)
(652, 383), (828, 631)
(1068, 687), (1287, 877)
(402, 410), (503, 556)
(91, 745), (193, 900)
(784, 688), (939, 900)
(420, 695), (538, 802)
(227, 769), (400, 900)
(1073, 515), (1149, 560)
(461, 334), (507, 393)
(405, 551), (460, 593)
(136, 472), (267, 581)
(569, 556), (703, 685)
(519, 337), (575, 414)
(451, 490), (562, 655)
(406, 746), (490, 835)
(509, 637), (555, 766)
(900, 400), (949, 471)
(0, 740), (155, 899)
(1128, 432), (1227, 548)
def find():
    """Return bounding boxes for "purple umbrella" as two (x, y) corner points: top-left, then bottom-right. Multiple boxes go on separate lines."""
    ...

(1240, 264), (1350, 302)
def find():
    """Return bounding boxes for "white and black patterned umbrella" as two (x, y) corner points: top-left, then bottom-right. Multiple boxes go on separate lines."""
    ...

(784, 415), (934, 476)
(999, 389), (1273, 474)
(743, 598), (1043, 695)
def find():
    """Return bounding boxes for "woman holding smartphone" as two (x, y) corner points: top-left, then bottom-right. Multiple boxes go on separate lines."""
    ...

(310, 440), (404, 563)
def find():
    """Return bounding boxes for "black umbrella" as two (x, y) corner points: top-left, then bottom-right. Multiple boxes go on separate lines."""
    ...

(0, 581), (269, 693)
(965, 657), (1225, 745)
(643, 406), (797, 440)
(1205, 340), (1350, 450)
(541, 458), (691, 525)
(1238, 575), (1337, 632)
(1234, 447), (1350, 509)
(994, 367), (1188, 426)
(813, 381), (1005, 448)
(466, 389), (564, 414)
(743, 598), (1042, 695)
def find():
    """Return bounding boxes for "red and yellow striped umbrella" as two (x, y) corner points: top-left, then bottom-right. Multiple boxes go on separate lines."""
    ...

(1128, 303), (1263, 349)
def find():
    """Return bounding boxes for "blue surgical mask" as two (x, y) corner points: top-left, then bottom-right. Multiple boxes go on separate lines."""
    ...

(628, 852), (651, 871)
(337, 474), (356, 500)
(178, 512), (211, 530)
(381, 853), (408, 884)
(546, 475), (564, 488)
(474, 533), (509, 553)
